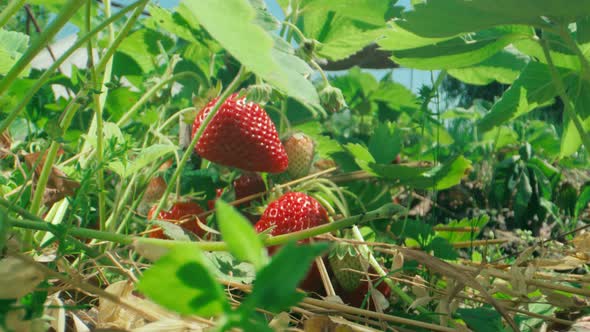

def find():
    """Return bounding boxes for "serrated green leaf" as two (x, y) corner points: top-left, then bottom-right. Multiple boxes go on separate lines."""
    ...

(0, 29), (30, 76)
(216, 200), (266, 271)
(368, 123), (401, 164)
(448, 50), (529, 85)
(183, 0), (320, 110)
(513, 39), (580, 71)
(345, 143), (376, 174)
(478, 62), (572, 132)
(241, 242), (329, 314)
(398, 0), (590, 38)
(145, 5), (200, 43)
(117, 29), (174, 73)
(391, 27), (531, 70)
(426, 237), (458, 260)
(108, 144), (176, 178)
(436, 215), (489, 244)
(560, 76), (590, 157)
(369, 156), (472, 190)
(137, 244), (228, 316)
(457, 306), (507, 332)
(150, 220), (191, 241)
(377, 22), (451, 51)
(481, 126), (518, 149)
(206, 252), (256, 284)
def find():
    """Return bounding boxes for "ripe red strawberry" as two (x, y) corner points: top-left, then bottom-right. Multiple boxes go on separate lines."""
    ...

(284, 133), (315, 179)
(255, 192), (329, 294)
(207, 188), (224, 210)
(338, 276), (391, 309)
(234, 172), (266, 202)
(254, 192), (328, 237)
(147, 201), (206, 239)
(192, 94), (288, 173)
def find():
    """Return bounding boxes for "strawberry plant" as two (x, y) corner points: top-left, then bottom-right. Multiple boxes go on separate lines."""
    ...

(2, 0), (590, 331)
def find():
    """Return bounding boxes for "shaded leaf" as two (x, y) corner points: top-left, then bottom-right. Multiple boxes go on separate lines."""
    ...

(137, 244), (228, 316)
(216, 200), (266, 270)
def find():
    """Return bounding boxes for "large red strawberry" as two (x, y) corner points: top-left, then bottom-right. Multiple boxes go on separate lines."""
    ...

(192, 94), (288, 173)
(284, 133), (315, 179)
(255, 192), (329, 294)
(147, 201), (206, 239)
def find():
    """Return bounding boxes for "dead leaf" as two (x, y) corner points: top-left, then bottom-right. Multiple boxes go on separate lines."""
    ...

(23, 149), (80, 206)
(0, 131), (11, 159)
(570, 316), (590, 332)
(0, 256), (45, 299)
(573, 232), (590, 254)
(133, 239), (170, 262)
(45, 293), (66, 332)
(304, 316), (368, 332)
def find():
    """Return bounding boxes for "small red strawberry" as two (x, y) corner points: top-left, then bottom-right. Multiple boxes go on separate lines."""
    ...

(338, 276), (391, 309)
(192, 93), (288, 173)
(283, 133), (315, 179)
(234, 172), (266, 202)
(207, 188), (224, 210)
(254, 192), (328, 237)
(147, 201), (206, 239)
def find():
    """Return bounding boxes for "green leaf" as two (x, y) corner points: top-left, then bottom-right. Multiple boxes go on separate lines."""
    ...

(425, 237), (458, 260)
(300, 0), (394, 26)
(345, 143), (376, 174)
(150, 220), (191, 241)
(391, 219), (434, 247)
(293, 122), (346, 159)
(145, 5), (201, 43)
(241, 242), (329, 313)
(398, 0), (590, 38)
(368, 123), (401, 164)
(514, 171), (533, 221)
(478, 62), (571, 132)
(481, 126), (518, 149)
(0, 29), (30, 76)
(513, 39), (580, 71)
(390, 27), (531, 70)
(371, 80), (420, 112)
(108, 144), (176, 178)
(117, 29), (174, 73)
(560, 76), (590, 157)
(216, 200), (267, 271)
(448, 50), (529, 85)
(377, 22), (451, 51)
(515, 303), (555, 330)
(183, 0), (320, 110)
(206, 252), (256, 284)
(575, 184), (590, 218)
(137, 244), (228, 316)
(370, 156), (472, 190)
(436, 215), (489, 244)
(457, 307), (507, 332)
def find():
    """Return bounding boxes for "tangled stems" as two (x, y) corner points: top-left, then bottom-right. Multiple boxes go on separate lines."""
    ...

(4, 203), (401, 251)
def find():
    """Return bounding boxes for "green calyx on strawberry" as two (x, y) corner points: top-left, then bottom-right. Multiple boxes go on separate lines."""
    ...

(147, 201), (206, 239)
(328, 242), (366, 292)
(283, 133), (315, 179)
(319, 84), (346, 113)
(191, 93), (288, 173)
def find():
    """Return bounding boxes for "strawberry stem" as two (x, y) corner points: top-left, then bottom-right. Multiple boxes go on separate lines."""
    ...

(4, 201), (401, 252)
